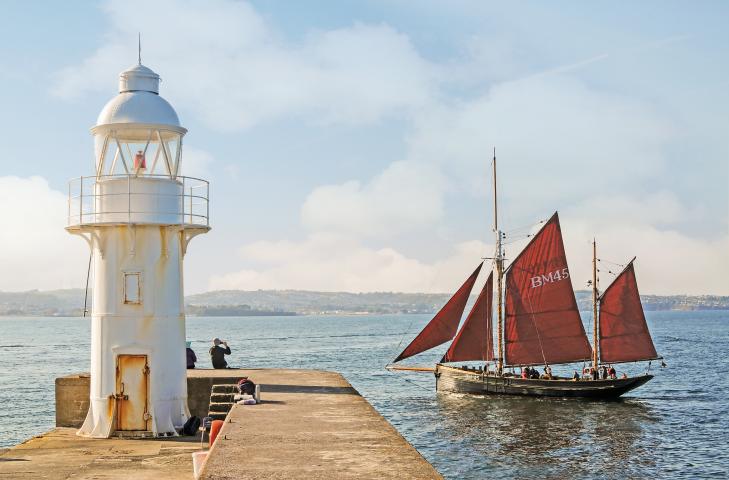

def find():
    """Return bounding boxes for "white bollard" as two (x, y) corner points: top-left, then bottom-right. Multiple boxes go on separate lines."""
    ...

(192, 451), (208, 479)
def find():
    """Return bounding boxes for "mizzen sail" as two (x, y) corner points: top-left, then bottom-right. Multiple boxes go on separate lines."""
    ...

(442, 271), (494, 363)
(599, 260), (658, 363)
(394, 263), (483, 362)
(504, 212), (592, 366)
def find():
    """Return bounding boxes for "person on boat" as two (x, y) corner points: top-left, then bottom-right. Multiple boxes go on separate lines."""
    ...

(210, 338), (232, 369)
(600, 365), (609, 379)
(621, 372), (628, 379)
(608, 365), (617, 379)
(590, 367), (599, 380)
(521, 367), (528, 379)
(543, 365), (553, 380)
(572, 370), (580, 381)
(530, 367), (540, 379)
(186, 341), (197, 369)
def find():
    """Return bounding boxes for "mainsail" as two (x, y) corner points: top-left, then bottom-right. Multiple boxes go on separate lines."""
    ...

(504, 212), (592, 366)
(442, 272), (494, 363)
(394, 263), (483, 362)
(598, 260), (658, 363)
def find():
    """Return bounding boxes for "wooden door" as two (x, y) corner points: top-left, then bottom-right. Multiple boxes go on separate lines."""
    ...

(116, 355), (149, 431)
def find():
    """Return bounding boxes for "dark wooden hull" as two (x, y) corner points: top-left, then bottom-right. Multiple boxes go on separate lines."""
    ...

(435, 364), (653, 399)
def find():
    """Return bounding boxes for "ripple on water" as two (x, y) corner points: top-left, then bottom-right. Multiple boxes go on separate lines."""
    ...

(0, 312), (728, 479)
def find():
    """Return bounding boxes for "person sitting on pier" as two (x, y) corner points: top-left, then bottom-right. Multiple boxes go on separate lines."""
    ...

(186, 341), (197, 369)
(608, 365), (617, 379)
(210, 338), (232, 369)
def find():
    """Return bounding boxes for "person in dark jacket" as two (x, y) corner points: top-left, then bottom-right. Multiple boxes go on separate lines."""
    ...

(186, 341), (197, 369)
(210, 338), (231, 369)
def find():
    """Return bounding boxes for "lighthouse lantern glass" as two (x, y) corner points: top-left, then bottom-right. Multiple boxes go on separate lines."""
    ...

(94, 126), (183, 178)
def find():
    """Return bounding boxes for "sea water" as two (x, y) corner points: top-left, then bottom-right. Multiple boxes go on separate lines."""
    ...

(0, 311), (727, 479)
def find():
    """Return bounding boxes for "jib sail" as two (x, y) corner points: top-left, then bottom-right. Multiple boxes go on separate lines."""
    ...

(442, 271), (494, 363)
(394, 263), (483, 362)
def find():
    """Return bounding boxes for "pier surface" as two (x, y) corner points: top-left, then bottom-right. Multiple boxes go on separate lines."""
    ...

(1, 369), (441, 480)
(198, 369), (441, 479)
(0, 428), (198, 479)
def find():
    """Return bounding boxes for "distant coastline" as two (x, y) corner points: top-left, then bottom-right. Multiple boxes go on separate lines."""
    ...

(1, 288), (727, 317)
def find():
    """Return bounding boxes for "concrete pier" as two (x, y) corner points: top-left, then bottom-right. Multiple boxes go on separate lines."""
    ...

(198, 369), (441, 479)
(0, 428), (199, 480)
(1, 369), (442, 479)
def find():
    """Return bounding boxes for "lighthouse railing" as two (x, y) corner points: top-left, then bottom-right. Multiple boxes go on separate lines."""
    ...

(67, 174), (209, 228)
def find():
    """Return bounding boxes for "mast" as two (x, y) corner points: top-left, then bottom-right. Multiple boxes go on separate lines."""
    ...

(493, 148), (504, 374)
(592, 238), (599, 368)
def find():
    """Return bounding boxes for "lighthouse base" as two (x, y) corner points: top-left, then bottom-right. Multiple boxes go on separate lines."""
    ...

(77, 396), (189, 439)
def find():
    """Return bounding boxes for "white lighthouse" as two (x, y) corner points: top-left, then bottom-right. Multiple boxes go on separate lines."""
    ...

(67, 61), (210, 437)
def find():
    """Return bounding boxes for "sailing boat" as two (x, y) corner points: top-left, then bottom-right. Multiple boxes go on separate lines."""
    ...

(388, 154), (661, 399)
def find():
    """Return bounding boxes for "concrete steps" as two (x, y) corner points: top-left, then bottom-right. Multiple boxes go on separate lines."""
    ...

(206, 384), (238, 423)
(210, 393), (235, 403)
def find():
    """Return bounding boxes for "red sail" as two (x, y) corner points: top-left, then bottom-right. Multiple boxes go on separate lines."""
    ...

(442, 272), (494, 363)
(394, 263), (483, 362)
(504, 212), (592, 366)
(599, 261), (658, 363)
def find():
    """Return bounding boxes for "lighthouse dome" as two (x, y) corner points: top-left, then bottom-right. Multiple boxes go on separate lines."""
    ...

(95, 64), (183, 130)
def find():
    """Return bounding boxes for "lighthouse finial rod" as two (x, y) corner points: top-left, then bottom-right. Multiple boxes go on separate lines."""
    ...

(138, 32), (142, 65)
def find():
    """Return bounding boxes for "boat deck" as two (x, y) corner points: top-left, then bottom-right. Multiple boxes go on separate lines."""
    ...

(436, 364), (653, 398)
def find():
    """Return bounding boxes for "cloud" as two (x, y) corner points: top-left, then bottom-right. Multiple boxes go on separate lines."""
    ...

(209, 233), (490, 293)
(301, 161), (446, 237)
(560, 221), (729, 297)
(297, 74), (674, 242)
(406, 75), (672, 203)
(196, 34), (723, 295)
(0, 177), (88, 291)
(48, 1), (726, 296)
(52, 0), (437, 130)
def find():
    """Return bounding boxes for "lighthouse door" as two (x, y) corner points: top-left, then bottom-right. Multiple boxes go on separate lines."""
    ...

(115, 355), (150, 431)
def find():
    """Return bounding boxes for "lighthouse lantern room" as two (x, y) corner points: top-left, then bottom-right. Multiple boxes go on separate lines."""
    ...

(67, 61), (210, 438)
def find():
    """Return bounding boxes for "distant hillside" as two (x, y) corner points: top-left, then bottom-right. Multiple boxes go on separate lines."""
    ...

(0, 289), (88, 316)
(1, 288), (728, 317)
(185, 290), (449, 315)
(574, 291), (729, 312)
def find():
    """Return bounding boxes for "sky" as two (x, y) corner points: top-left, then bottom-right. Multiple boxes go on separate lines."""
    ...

(0, 1), (727, 295)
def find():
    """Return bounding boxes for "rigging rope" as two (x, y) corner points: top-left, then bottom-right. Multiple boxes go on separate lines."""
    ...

(384, 367), (434, 392)
(598, 258), (626, 268)
(525, 294), (549, 367)
(83, 251), (93, 318)
(503, 219), (546, 236)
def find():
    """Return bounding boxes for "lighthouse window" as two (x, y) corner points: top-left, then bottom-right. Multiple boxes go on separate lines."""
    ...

(123, 272), (142, 304)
